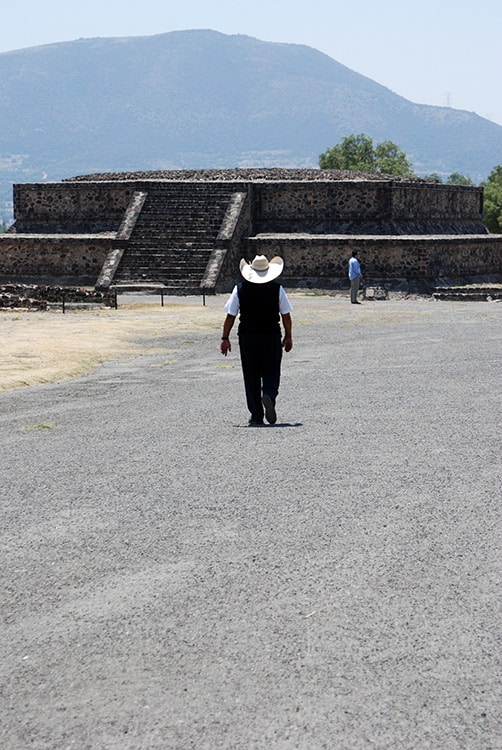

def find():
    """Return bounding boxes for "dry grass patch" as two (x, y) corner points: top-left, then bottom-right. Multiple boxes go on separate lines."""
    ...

(0, 301), (223, 393)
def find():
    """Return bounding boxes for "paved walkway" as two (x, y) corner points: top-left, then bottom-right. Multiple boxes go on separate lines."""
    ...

(0, 297), (500, 749)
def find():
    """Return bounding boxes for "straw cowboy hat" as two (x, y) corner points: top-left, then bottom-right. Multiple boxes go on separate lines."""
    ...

(239, 255), (284, 284)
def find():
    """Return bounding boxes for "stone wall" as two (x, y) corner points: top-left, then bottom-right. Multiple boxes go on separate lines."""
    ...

(389, 184), (482, 222)
(0, 235), (112, 285)
(12, 183), (136, 233)
(244, 234), (501, 287)
(251, 182), (485, 234)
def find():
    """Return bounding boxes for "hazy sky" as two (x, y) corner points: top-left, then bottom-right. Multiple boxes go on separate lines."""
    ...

(1, 0), (501, 126)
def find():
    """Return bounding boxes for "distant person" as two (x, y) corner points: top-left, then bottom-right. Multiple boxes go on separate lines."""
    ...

(349, 251), (363, 304)
(220, 255), (293, 426)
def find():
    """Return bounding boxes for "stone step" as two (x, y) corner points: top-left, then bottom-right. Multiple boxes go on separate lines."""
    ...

(119, 256), (207, 263)
(432, 286), (502, 301)
(137, 222), (224, 229)
(116, 277), (203, 285)
(131, 237), (219, 242)
(115, 266), (207, 278)
(129, 230), (220, 240)
(123, 249), (211, 255)
(124, 244), (213, 251)
(143, 203), (231, 207)
(119, 267), (207, 274)
(117, 263), (209, 277)
(119, 256), (211, 266)
(128, 235), (215, 242)
(116, 263), (206, 272)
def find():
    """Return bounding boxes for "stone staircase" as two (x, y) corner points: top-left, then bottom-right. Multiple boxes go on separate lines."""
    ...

(113, 182), (238, 292)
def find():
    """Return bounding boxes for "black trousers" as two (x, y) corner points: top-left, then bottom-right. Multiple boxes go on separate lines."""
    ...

(238, 331), (282, 420)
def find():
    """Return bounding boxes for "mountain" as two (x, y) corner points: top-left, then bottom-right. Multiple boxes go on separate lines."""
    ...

(0, 29), (501, 221)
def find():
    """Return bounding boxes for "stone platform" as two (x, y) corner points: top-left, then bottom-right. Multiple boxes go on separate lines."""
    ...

(0, 169), (500, 291)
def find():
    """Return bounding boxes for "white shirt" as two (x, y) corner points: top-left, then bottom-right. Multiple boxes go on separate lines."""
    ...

(224, 284), (293, 316)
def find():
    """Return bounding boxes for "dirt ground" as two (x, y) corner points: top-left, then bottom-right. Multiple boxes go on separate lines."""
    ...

(0, 291), (446, 393)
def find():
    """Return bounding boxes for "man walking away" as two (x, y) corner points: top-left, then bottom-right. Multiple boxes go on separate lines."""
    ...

(220, 255), (293, 426)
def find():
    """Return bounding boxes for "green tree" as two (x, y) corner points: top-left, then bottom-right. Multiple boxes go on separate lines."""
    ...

(319, 133), (413, 175)
(374, 140), (412, 175)
(424, 173), (443, 183)
(447, 172), (474, 185)
(319, 134), (375, 171)
(481, 165), (502, 233)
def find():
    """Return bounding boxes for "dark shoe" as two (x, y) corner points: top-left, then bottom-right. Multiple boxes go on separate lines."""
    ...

(351, 301), (361, 304)
(248, 417), (264, 426)
(262, 394), (277, 425)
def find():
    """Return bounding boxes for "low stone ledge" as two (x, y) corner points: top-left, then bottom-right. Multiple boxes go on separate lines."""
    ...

(0, 293), (47, 310)
(0, 284), (116, 309)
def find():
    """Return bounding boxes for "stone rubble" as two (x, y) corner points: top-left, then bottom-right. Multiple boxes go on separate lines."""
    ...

(66, 167), (429, 183)
(0, 284), (116, 309)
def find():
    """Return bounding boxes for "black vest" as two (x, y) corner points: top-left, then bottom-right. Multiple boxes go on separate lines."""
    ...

(237, 281), (281, 334)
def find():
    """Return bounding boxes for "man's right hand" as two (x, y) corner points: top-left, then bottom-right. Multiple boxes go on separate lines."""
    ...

(282, 335), (293, 353)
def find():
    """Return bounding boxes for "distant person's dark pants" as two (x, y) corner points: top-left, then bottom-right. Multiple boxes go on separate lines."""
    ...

(350, 277), (360, 303)
(238, 331), (282, 420)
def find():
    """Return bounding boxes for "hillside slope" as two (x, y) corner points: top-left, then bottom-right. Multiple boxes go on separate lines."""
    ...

(0, 29), (500, 220)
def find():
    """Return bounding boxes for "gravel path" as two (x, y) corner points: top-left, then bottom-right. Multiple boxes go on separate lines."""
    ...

(0, 297), (500, 749)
